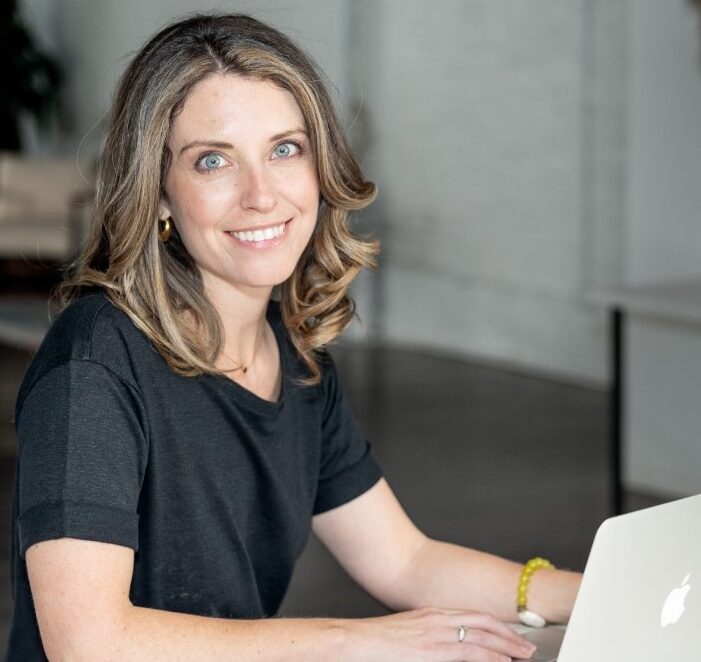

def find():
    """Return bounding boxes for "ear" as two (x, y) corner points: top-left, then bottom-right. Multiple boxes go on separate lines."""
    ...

(158, 199), (172, 220)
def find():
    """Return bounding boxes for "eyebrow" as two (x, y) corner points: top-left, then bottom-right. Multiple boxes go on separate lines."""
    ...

(178, 128), (308, 156)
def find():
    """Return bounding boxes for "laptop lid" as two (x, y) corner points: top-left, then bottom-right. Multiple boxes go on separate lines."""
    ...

(557, 494), (701, 661)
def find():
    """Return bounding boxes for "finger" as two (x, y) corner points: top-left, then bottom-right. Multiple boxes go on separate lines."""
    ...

(422, 609), (521, 639)
(436, 640), (513, 662)
(447, 613), (532, 647)
(454, 627), (535, 660)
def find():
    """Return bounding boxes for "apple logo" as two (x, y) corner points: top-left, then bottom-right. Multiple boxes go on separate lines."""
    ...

(660, 572), (692, 627)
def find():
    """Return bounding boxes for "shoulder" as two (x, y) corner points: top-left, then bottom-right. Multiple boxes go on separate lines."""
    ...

(16, 291), (148, 415)
(47, 291), (132, 354)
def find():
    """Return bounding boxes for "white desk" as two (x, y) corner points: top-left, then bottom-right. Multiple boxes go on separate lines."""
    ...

(596, 280), (701, 326)
(593, 278), (701, 510)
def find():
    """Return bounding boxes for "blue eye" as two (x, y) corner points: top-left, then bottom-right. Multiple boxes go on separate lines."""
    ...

(196, 153), (225, 172)
(273, 141), (301, 159)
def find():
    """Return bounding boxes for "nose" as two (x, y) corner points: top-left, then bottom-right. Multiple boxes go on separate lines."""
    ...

(239, 164), (277, 213)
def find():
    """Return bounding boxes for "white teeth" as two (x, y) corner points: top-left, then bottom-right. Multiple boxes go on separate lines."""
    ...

(231, 222), (286, 243)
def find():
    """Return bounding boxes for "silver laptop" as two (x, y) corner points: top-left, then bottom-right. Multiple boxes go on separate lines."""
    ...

(515, 494), (701, 662)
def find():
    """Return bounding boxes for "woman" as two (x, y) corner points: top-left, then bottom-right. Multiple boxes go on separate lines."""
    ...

(6, 13), (580, 661)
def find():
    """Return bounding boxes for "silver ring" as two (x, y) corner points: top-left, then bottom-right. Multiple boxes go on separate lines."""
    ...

(457, 625), (467, 643)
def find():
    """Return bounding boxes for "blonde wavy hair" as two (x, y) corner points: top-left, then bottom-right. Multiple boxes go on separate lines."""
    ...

(56, 12), (378, 385)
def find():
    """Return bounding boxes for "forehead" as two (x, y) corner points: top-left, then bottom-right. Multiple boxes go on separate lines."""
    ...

(169, 73), (305, 145)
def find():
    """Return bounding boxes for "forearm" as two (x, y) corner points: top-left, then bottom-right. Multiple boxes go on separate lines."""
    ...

(73, 605), (346, 662)
(391, 538), (580, 624)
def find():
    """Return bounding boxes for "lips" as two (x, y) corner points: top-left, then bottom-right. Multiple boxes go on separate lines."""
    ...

(229, 221), (286, 243)
(226, 219), (291, 249)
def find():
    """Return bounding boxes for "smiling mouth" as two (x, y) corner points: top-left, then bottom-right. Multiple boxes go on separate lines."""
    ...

(228, 220), (288, 243)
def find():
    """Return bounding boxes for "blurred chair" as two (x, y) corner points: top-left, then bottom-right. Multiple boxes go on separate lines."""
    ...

(0, 151), (93, 263)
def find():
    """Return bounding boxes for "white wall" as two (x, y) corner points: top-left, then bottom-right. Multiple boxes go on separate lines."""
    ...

(349, 0), (626, 386)
(626, 0), (701, 284)
(623, 0), (701, 497)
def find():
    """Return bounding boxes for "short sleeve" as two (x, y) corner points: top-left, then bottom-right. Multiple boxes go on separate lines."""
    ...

(15, 360), (148, 559)
(313, 355), (382, 514)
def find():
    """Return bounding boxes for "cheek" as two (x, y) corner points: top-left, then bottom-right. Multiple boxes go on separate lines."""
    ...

(167, 174), (235, 233)
(282, 168), (320, 214)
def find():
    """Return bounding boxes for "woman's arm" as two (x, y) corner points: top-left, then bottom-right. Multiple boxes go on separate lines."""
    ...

(396, 539), (581, 624)
(26, 538), (344, 661)
(313, 479), (581, 624)
(27, 536), (534, 661)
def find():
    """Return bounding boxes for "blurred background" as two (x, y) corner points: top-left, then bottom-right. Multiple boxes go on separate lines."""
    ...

(1, 0), (701, 647)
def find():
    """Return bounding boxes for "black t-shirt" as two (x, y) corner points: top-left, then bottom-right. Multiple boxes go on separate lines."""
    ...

(4, 293), (382, 661)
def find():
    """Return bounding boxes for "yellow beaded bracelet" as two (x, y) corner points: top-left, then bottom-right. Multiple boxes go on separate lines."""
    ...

(517, 556), (555, 628)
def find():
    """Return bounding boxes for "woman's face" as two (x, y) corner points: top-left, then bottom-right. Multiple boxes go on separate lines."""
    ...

(161, 73), (320, 298)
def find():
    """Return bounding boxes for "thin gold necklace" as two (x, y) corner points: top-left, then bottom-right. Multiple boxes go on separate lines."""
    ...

(220, 325), (267, 375)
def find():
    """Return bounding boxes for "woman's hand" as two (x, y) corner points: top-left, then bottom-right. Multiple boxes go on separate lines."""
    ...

(341, 606), (537, 662)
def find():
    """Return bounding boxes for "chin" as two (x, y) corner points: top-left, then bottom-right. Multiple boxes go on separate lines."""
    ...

(237, 265), (299, 290)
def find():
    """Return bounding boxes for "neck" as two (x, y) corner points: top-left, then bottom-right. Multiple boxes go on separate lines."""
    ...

(202, 274), (273, 368)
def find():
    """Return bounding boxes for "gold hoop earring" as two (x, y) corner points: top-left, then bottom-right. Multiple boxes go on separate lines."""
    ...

(158, 217), (172, 242)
